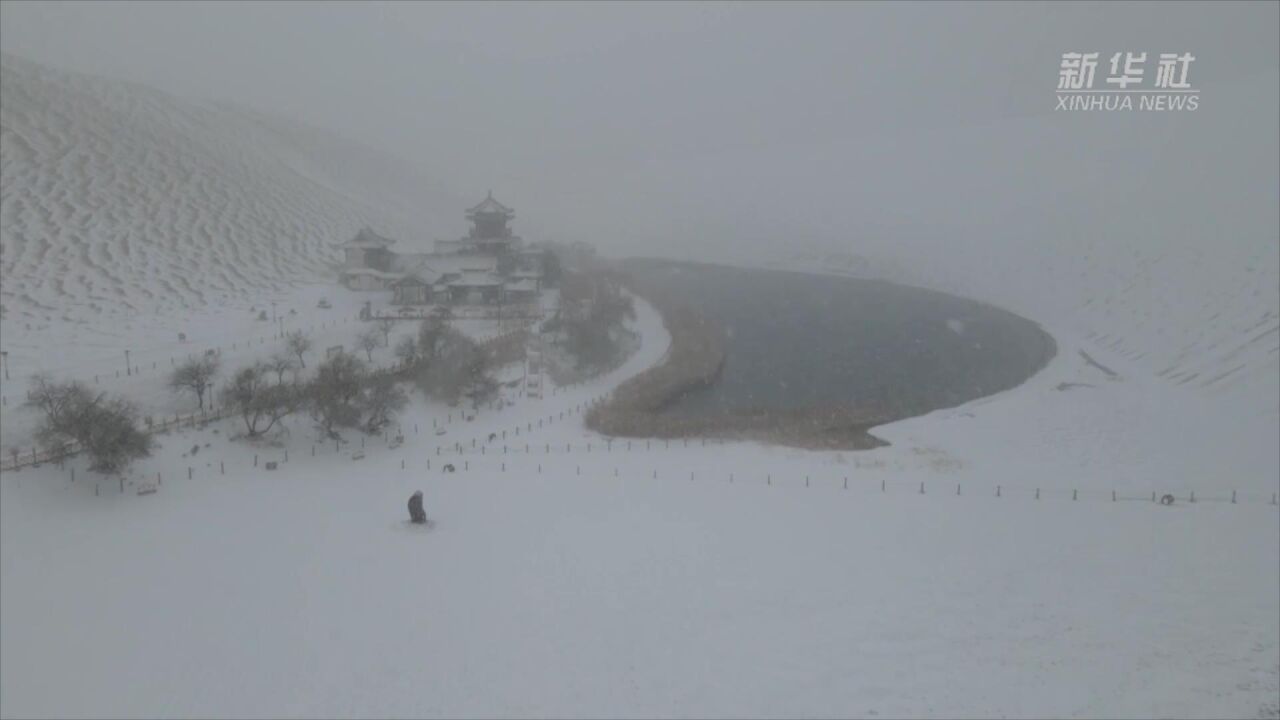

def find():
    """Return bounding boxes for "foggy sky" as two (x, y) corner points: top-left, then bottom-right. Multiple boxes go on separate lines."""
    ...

(1, 1), (1277, 263)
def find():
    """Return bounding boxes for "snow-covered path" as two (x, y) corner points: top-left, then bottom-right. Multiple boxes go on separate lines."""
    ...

(2, 296), (1277, 719)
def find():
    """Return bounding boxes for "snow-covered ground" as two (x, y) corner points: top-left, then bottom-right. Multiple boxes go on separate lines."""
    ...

(2, 297), (1277, 719)
(1, 54), (1277, 718)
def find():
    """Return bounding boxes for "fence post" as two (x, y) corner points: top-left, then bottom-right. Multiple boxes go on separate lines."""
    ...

(882, 478), (885, 493)
(1190, 491), (1196, 503)
(254, 454), (258, 467)
(221, 461), (225, 475)
(1112, 490), (1116, 502)
(919, 482), (925, 494)
(1073, 489), (1078, 501)
(187, 467), (192, 480)
(1231, 490), (1236, 504)
(843, 477), (847, 490)
(1036, 488), (1040, 500)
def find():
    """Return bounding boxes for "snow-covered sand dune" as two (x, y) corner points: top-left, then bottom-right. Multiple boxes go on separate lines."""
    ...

(0, 52), (461, 338)
(0, 53), (472, 446)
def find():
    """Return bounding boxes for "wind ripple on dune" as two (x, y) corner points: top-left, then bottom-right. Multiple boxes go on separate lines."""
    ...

(1, 53), (431, 332)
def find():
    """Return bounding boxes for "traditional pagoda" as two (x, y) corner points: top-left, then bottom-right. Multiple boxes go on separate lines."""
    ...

(462, 190), (517, 255)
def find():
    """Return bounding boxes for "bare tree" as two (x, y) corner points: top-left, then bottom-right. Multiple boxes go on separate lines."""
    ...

(264, 353), (297, 385)
(376, 317), (397, 346)
(417, 316), (448, 363)
(25, 373), (94, 448)
(168, 355), (220, 412)
(77, 396), (154, 474)
(287, 331), (312, 369)
(415, 327), (495, 407)
(220, 364), (303, 438)
(361, 375), (408, 433)
(356, 327), (381, 362)
(24, 374), (152, 474)
(394, 335), (419, 366)
(308, 351), (367, 438)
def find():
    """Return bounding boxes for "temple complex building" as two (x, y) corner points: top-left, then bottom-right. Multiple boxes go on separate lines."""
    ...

(339, 192), (549, 306)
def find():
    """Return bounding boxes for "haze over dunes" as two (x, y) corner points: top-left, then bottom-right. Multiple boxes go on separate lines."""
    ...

(0, 53), (462, 327)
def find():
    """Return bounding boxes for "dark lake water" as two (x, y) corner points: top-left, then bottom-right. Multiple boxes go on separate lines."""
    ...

(623, 258), (1056, 421)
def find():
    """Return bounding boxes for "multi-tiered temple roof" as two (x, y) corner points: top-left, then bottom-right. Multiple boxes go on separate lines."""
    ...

(465, 190), (514, 220)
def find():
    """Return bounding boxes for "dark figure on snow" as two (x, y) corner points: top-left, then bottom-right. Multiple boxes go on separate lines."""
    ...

(408, 490), (426, 524)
